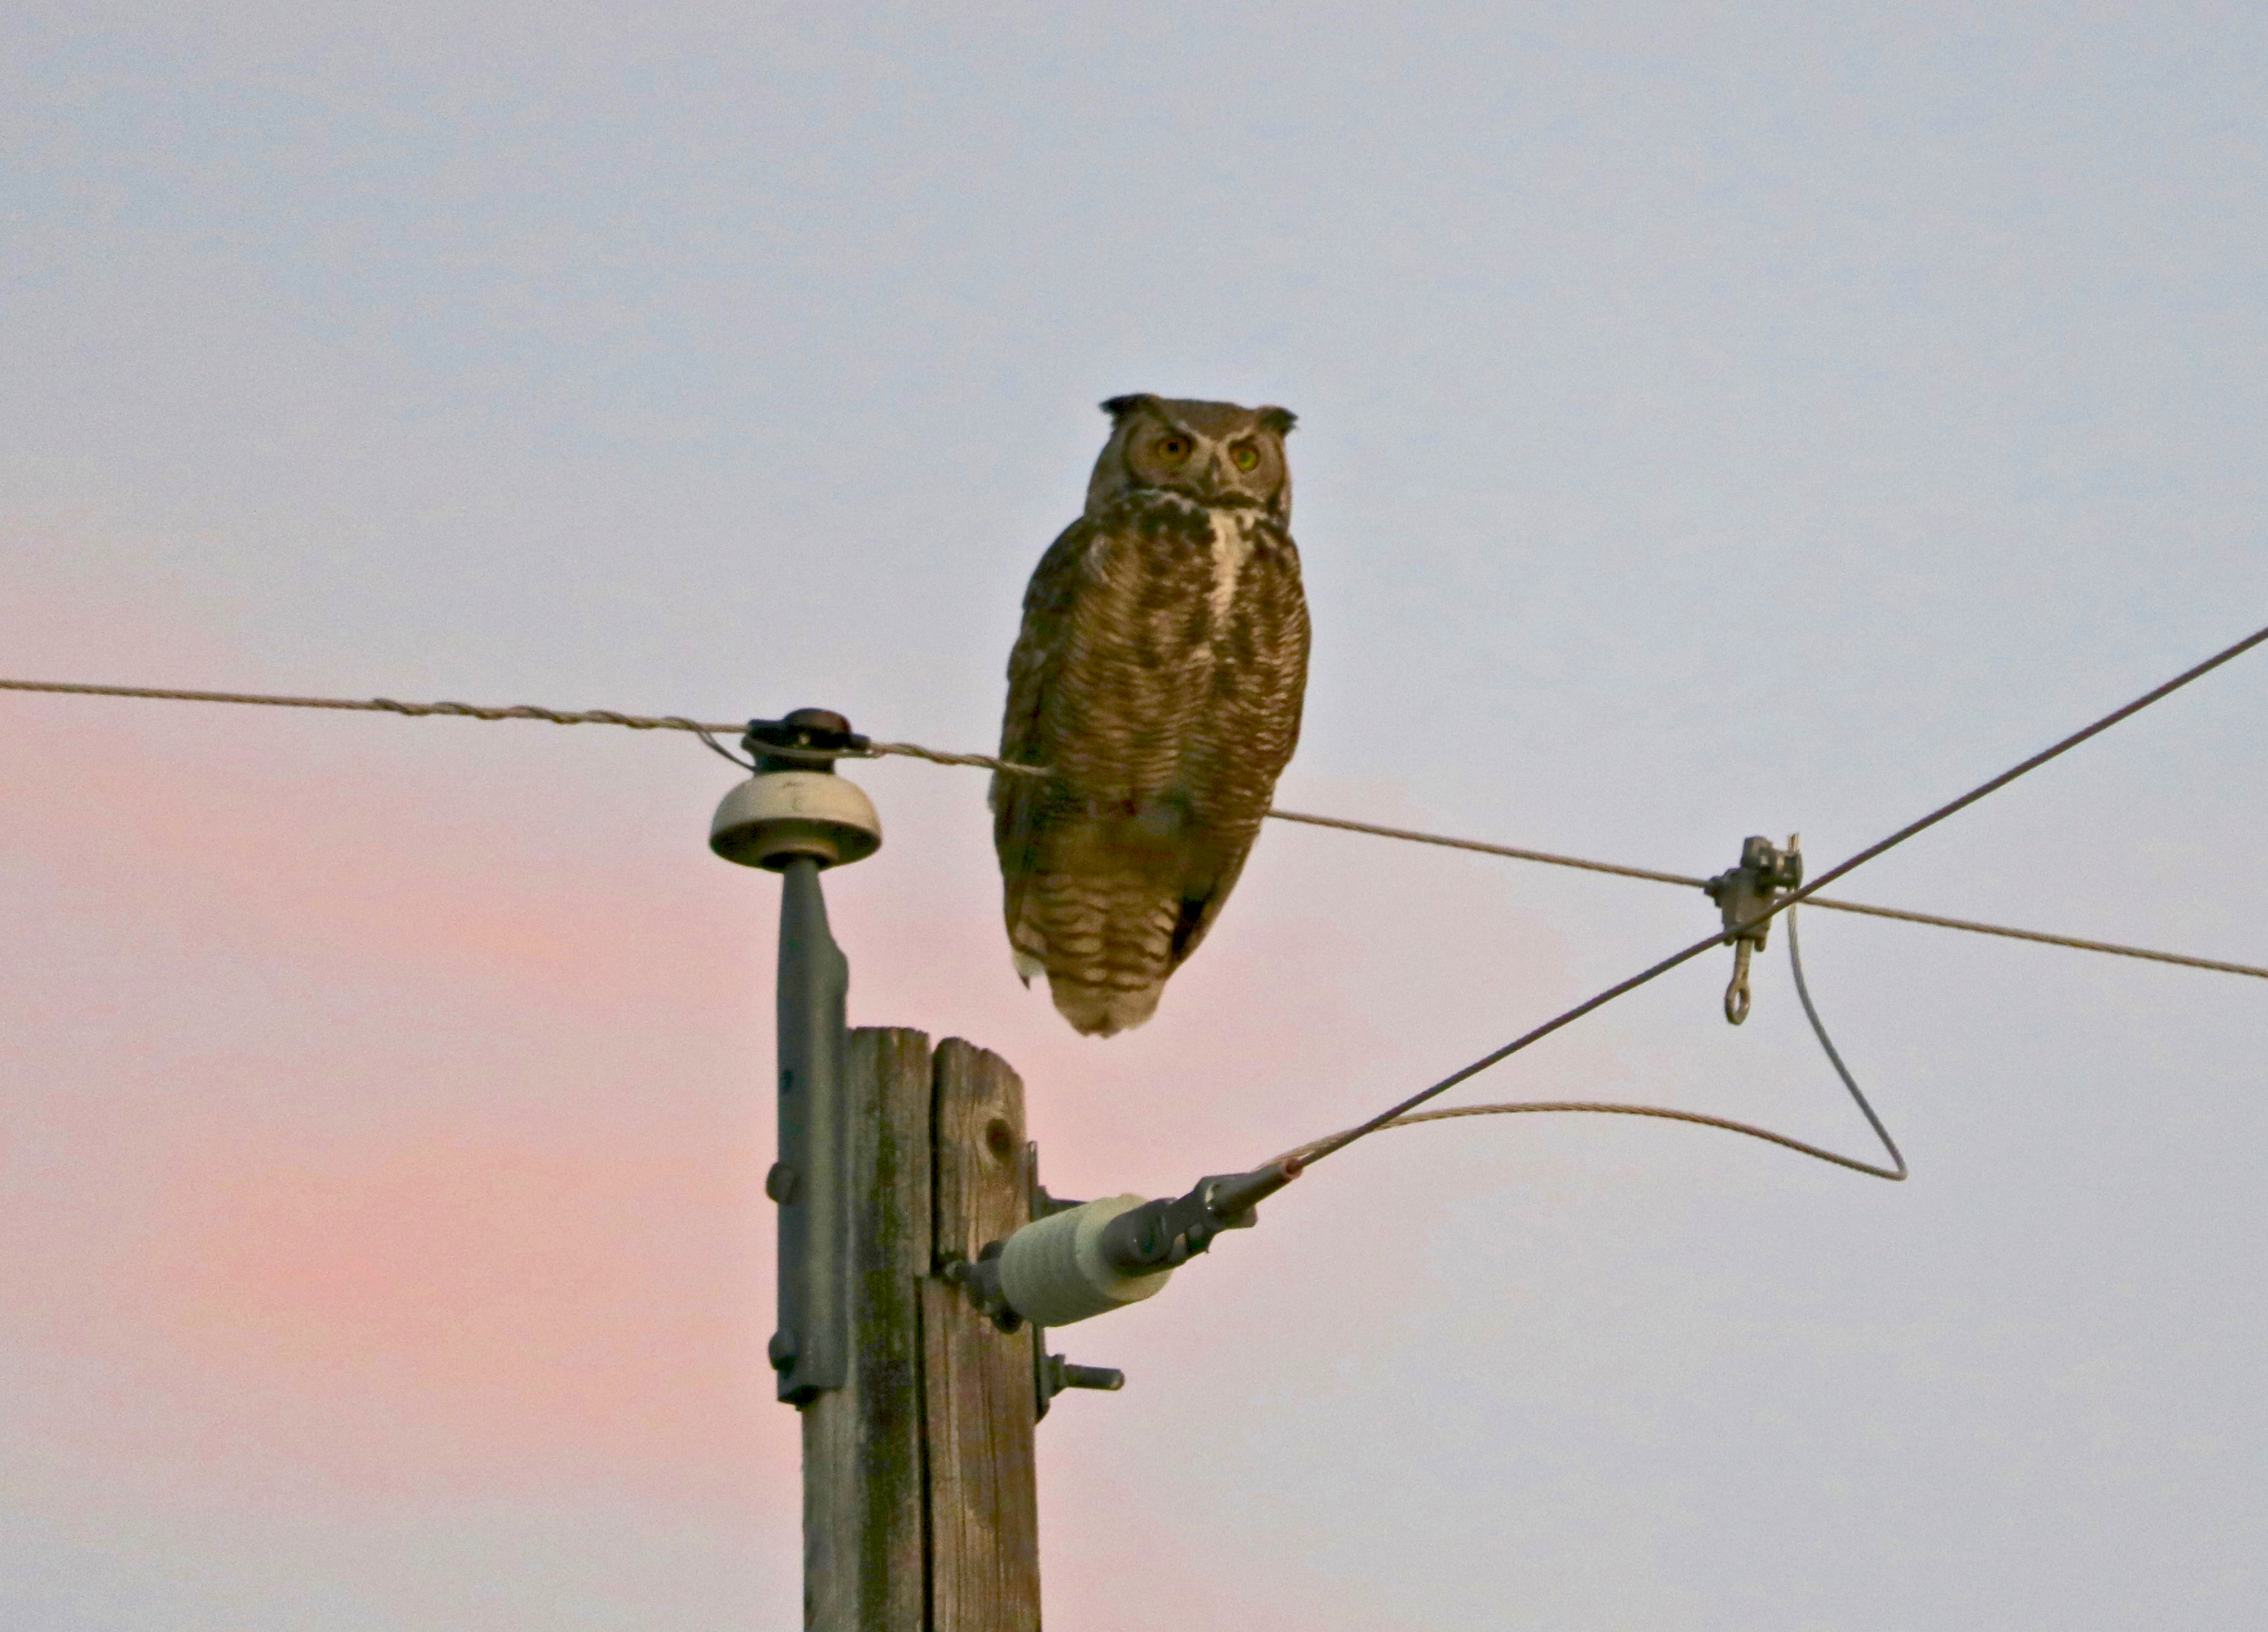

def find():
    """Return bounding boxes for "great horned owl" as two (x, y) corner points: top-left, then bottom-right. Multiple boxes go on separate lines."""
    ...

(993, 394), (1311, 1036)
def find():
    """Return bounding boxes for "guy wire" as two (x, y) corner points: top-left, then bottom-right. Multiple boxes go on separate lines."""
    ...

(1288, 619), (2268, 1171)
(1272, 905), (1908, 1182)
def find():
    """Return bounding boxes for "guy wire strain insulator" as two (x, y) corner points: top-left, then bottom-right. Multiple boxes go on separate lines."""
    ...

(1704, 833), (1803, 1024)
(949, 1157), (1302, 1330)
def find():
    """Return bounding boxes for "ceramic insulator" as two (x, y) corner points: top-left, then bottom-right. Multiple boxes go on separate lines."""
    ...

(997, 1194), (1173, 1328)
(709, 770), (883, 870)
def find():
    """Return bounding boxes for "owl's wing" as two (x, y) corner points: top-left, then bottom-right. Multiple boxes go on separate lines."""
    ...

(1159, 556), (1310, 971)
(1162, 829), (1258, 971)
(992, 515), (1100, 942)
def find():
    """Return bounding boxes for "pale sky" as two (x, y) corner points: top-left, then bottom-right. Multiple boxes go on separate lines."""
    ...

(4, 5), (2265, 1628)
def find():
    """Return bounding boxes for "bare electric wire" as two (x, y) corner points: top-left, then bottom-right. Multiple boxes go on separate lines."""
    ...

(0, 678), (1049, 776)
(6, 633), (2263, 982)
(1265, 807), (2268, 981)
(1272, 905), (1907, 1181)
(0, 679), (742, 733)
(1267, 808), (1708, 888)
(1288, 619), (2268, 1171)
(12, 628), (2256, 1202)
(1742, 893), (2265, 979)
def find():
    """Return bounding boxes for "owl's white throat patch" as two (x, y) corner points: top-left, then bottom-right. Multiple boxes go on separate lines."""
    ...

(1205, 509), (1258, 626)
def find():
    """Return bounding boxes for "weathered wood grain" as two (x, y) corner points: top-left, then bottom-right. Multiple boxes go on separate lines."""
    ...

(804, 1026), (932, 1631)
(923, 1037), (1043, 1631)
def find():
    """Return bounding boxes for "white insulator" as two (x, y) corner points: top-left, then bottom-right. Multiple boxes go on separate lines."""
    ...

(710, 771), (883, 871)
(997, 1195), (1173, 1329)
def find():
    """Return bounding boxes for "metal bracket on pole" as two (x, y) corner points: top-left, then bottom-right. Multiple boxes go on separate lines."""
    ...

(1703, 833), (1802, 1024)
(768, 855), (849, 1404)
(708, 707), (884, 1406)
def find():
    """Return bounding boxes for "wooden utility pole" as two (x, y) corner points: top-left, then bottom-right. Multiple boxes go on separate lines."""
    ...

(803, 1028), (1042, 1631)
(707, 709), (1118, 1630)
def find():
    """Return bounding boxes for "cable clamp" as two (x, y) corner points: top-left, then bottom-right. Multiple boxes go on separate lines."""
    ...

(742, 709), (873, 771)
(1704, 834), (1803, 1024)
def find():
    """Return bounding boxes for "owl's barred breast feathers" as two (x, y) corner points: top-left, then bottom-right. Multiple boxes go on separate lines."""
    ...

(994, 395), (1309, 1037)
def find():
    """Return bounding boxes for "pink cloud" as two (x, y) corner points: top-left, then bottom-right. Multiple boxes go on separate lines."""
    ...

(1, 571), (797, 1505)
(118, 1117), (785, 1503)
(1, 563), (1590, 1618)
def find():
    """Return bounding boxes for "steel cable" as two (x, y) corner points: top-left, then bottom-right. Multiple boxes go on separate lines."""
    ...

(12, 630), (2256, 1199)
(1271, 906), (1907, 1180)
(0, 678), (1055, 775)
(1287, 619), (2268, 1171)
(1265, 808), (2267, 981)
(6, 629), (2262, 982)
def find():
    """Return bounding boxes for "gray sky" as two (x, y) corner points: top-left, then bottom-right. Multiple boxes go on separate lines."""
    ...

(4, 4), (2264, 1627)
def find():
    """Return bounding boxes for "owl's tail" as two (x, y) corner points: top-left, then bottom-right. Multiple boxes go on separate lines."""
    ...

(1008, 877), (1179, 1038)
(1046, 969), (1166, 1038)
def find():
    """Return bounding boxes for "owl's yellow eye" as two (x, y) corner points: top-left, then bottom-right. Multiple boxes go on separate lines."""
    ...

(1154, 436), (1192, 462)
(1230, 443), (1261, 472)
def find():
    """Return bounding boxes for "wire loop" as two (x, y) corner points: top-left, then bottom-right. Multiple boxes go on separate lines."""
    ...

(1269, 905), (1905, 1180)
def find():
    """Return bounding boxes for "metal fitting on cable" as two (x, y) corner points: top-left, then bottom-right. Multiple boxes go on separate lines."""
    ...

(1704, 834), (1802, 1024)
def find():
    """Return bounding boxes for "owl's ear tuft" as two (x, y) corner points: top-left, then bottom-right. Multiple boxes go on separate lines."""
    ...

(1100, 393), (1161, 420)
(1257, 406), (1297, 435)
